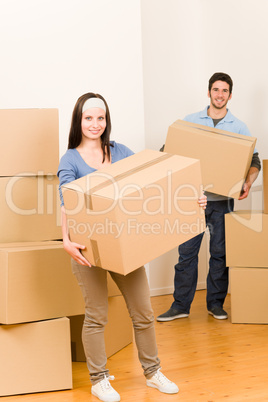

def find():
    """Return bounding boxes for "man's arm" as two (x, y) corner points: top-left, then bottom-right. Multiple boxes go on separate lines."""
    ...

(239, 152), (261, 200)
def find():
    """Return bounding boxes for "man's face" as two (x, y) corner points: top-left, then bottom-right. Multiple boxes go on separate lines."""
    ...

(208, 80), (232, 110)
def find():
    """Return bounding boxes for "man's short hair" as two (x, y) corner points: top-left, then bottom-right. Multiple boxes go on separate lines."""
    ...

(208, 72), (233, 94)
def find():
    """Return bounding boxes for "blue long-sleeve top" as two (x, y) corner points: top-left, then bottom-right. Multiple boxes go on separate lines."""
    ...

(57, 141), (134, 206)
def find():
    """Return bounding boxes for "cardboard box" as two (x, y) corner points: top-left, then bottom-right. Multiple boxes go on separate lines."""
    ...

(62, 149), (206, 275)
(0, 241), (121, 324)
(0, 241), (86, 324)
(225, 211), (268, 267)
(230, 267), (268, 324)
(0, 108), (59, 176)
(164, 119), (256, 199)
(0, 175), (62, 242)
(0, 317), (72, 396)
(263, 160), (268, 213)
(70, 295), (133, 361)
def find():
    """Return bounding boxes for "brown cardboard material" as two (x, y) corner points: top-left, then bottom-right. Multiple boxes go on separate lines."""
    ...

(225, 211), (268, 267)
(0, 241), (120, 324)
(0, 241), (86, 324)
(0, 317), (72, 396)
(230, 267), (268, 324)
(69, 295), (133, 361)
(164, 119), (256, 199)
(0, 175), (62, 242)
(62, 149), (206, 275)
(0, 109), (59, 176)
(263, 160), (268, 213)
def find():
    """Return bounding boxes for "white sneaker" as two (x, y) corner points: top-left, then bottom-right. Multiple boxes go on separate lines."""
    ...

(146, 369), (179, 394)
(91, 375), (120, 402)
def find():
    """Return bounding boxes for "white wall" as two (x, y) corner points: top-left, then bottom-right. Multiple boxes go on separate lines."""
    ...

(141, 0), (268, 295)
(0, 0), (145, 156)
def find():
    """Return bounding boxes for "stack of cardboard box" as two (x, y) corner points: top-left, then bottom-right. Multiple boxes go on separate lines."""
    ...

(225, 160), (268, 324)
(0, 109), (133, 396)
(0, 109), (73, 396)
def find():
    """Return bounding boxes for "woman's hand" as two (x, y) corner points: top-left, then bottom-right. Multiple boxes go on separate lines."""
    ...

(63, 237), (91, 266)
(61, 206), (91, 266)
(198, 193), (207, 210)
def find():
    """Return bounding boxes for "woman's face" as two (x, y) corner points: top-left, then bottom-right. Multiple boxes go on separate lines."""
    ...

(81, 107), (106, 141)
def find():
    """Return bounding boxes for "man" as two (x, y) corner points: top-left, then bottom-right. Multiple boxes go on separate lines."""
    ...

(157, 72), (261, 321)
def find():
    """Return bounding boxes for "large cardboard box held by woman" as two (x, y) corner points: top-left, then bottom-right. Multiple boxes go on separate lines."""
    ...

(62, 149), (206, 275)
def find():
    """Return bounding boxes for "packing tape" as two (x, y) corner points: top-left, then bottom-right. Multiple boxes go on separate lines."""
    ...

(85, 153), (173, 210)
(90, 239), (102, 267)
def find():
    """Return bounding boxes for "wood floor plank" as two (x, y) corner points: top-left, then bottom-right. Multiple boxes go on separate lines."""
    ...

(1, 290), (268, 401)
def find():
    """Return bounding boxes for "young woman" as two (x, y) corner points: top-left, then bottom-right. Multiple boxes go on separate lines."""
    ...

(57, 92), (206, 402)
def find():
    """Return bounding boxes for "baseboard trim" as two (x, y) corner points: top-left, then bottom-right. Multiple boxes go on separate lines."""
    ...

(150, 282), (207, 297)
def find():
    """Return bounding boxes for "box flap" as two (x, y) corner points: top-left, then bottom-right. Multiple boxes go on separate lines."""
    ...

(172, 119), (257, 145)
(63, 150), (199, 204)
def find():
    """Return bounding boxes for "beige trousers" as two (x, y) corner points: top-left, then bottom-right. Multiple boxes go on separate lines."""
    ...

(71, 260), (161, 385)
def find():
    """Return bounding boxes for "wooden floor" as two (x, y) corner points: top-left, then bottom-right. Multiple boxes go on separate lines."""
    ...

(2, 290), (268, 401)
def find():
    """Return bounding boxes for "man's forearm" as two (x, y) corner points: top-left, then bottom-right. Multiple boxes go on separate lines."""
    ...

(245, 166), (259, 187)
(239, 166), (260, 200)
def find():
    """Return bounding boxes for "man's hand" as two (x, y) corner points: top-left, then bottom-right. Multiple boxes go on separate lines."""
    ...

(239, 182), (251, 200)
(198, 193), (207, 209)
(238, 167), (259, 200)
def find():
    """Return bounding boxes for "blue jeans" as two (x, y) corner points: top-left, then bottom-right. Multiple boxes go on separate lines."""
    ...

(172, 199), (234, 313)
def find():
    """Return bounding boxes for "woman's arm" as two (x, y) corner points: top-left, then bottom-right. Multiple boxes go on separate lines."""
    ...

(61, 206), (92, 266)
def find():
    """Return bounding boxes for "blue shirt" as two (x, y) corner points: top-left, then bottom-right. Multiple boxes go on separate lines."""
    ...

(185, 106), (252, 136)
(57, 141), (134, 205)
(184, 106), (256, 201)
